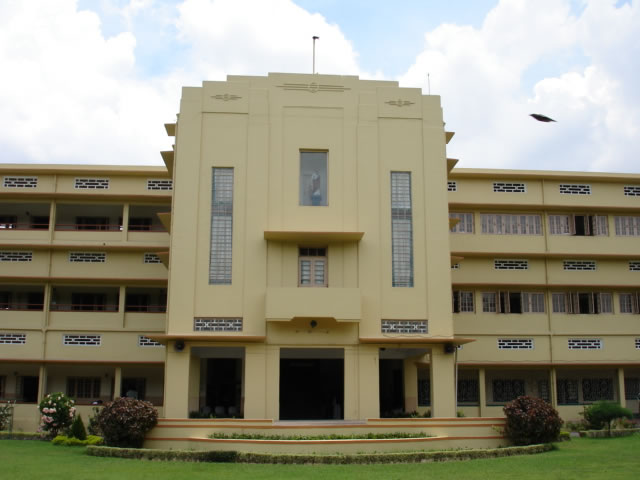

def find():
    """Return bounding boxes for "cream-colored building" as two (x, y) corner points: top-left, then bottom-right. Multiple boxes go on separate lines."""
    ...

(1, 73), (639, 432)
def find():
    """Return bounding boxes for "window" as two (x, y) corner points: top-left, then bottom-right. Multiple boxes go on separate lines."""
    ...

(299, 151), (327, 206)
(552, 292), (612, 314)
(449, 213), (473, 233)
(619, 293), (640, 314)
(122, 378), (146, 400)
(298, 247), (327, 287)
(582, 378), (614, 401)
(417, 374), (430, 406)
(625, 378), (640, 400)
(457, 378), (479, 404)
(209, 168), (234, 284)
(128, 217), (153, 231)
(480, 214), (541, 235)
(67, 377), (100, 399)
(76, 216), (110, 231)
(614, 216), (640, 236)
(482, 292), (544, 313)
(391, 172), (413, 287)
(492, 379), (525, 402)
(557, 379), (579, 404)
(71, 293), (111, 312)
(452, 291), (474, 313)
(549, 214), (608, 236)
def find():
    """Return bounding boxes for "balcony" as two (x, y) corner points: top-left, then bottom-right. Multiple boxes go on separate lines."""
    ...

(0, 285), (46, 329)
(265, 287), (361, 322)
(127, 205), (170, 242)
(0, 202), (51, 241)
(54, 203), (123, 242)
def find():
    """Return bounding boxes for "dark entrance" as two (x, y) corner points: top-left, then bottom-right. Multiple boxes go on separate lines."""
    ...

(20, 376), (39, 403)
(280, 353), (343, 420)
(379, 359), (404, 417)
(205, 358), (242, 417)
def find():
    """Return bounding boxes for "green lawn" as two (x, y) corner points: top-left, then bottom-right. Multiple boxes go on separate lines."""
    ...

(1, 436), (639, 480)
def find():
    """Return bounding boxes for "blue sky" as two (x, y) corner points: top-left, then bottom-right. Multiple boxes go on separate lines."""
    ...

(1, 0), (639, 173)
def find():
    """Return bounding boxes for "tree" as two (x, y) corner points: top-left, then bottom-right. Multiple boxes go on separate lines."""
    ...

(503, 396), (562, 445)
(582, 401), (633, 435)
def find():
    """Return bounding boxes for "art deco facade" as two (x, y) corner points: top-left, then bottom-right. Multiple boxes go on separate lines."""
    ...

(1, 73), (639, 431)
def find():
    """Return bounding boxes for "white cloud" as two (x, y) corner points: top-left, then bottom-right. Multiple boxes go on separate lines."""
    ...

(399, 0), (640, 173)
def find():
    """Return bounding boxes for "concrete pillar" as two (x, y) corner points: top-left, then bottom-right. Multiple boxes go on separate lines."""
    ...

(118, 286), (126, 327)
(121, 203), (129, 240)
(478, 368), (486, 417)
(550, 367), (558, 408)
(617, 367), (626, 408)
(37, 365), (47, 403)
(358, 345), (380, 419)
(188, 355), (200, 413)
(243, 345), (267, 418)
(163, 342), (192, 418)
(403, 357), (418, 413)
(343, 346), (358, 420)
(264, 346), (280, 420)
(113, 367), (122, 399)
(430, 345), (456, 418)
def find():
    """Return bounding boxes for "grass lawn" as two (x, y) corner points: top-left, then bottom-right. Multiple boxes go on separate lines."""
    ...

(1, 435), (639, 480)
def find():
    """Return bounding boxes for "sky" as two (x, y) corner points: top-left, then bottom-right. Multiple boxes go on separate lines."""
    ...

(0, 0), (639, 173)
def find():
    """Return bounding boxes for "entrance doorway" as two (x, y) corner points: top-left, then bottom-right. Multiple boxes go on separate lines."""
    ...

(379, 359), (404, 417)
(192, 347), (244, 418)
(279, 348), (344, 420)
(20, 376), (39, 403)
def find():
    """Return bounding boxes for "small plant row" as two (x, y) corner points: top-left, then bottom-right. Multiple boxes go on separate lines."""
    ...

(52, 435), (104, 446)
(208, 431), (431, 441)
(86, 443), (552, 464)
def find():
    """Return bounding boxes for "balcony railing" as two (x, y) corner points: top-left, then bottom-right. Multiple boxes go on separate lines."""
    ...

(55, 223), (122, 232)
(0, 222), (49, 230)
(0, 303), (44, 311)
(50, 304), (119, 312)
(125, 304), (167, 313)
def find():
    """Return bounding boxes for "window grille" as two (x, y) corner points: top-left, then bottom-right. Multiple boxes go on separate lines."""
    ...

(623, 185), (640, 196)
(563, 260), (596, 271)
(0, 333), (26, 344)
(493, 182), (526, 193)
(449, 212), (473, 233)
(559, 184), (591, 195)
(568, 338), (602, 349)
(143, 253), (162, 264)
(625, 378), (640, 400)
(557, 379), (579, 404)
(146, 179), (173, 191)
(418, 378), (430, 406)
(194, 317), (243, 332)
(138, 336), (163, 347)
(209, 168), (234, 284)
(381, 320), (427, 334)
(447, 181), (457, 192)
(480, 214), (541, 235)
(63, 334), (101, 346)
(67, 377), (100, 398)
(0, 251), (33, 262)
(457, 378), (479, 404)
(582, 378), (614, 401)
(636, 338), (640, 349)
(74, 178), (109, 189)
(538, 380), (550, 402)
(494, 259), (528, 270)
(497, 338), (534, 349)
(391, 172), (413, 287)
(3, 176), (37, 188)
(492, 379), (525, 402)
(630, 261), (640, 271)
(69, 252), (106, 263)
(614, 216), (640, 236)
(452, 291), (474, 313)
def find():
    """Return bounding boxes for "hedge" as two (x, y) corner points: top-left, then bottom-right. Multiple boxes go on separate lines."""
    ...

(0, 432), (45, 441)
(86, 443), (553, 465)
(579, 429), (640, 438)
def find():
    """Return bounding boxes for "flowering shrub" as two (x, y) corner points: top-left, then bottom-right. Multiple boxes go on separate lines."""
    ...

(38, 392), (76, 438)
(97, 397), (158, 448)
(503, 396), (562, 446)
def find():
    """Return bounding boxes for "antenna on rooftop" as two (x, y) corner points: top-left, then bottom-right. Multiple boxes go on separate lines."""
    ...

(427, 73), (431, 95)
(312, 36), (319, 74)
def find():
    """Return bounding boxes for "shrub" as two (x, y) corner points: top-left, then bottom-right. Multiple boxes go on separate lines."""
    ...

(0, 403), (13, 431)
(52, 434), (103, 446)
(70, 414), (87, 440)
(582, 401), (633, 435)
(503, 396), (562, 446)
(38, 393), (76, 438)
(87, 406), (103, 436)
(97, 397), (158, 448)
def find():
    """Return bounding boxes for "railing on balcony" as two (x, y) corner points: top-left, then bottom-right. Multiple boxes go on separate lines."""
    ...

(0, 221), (50, 230)
(50, 303), (119, 312)
(0, 303), (44, 311)
(54, 223), (123, 232)
(124, 304), (167, 313)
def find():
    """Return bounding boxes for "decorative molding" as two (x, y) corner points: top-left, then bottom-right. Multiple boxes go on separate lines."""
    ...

(276, 83), (350, 93)
(385, 99), (415, 107)
(211, 94), (242, 101)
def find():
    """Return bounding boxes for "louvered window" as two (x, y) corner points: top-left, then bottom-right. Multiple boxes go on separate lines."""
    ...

(619, 293), (640, 314)
(298, 247), (327, 287)
(449, 213), (473, 233)
(481, 214), (541, 235)
(552, 292), (612, 314)
(391, 172), (413, 287)
(549, 214), (608, 236)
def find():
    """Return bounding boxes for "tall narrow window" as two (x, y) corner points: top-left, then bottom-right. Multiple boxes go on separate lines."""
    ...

(209, 168), (234, 285)
(298, 247), (327, 287)
(391, 172), (413, 287)
(299, 151), (328, 206)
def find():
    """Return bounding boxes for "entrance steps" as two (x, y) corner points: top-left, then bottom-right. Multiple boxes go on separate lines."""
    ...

(145, 417), (507, 454)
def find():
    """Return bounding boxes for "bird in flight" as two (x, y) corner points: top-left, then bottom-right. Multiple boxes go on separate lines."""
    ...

(530, 113), (556, 122)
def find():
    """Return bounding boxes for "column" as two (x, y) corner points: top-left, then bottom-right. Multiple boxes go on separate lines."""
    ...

(403, 357), (418, 413)
(244, 345), (267, 418)
(37, 365), (47, 403)
(617, 367), (626, 408)
(264, 346), (280, 420)
(188, 355), (200, 413)
(113, 367), (122, 399)
(343, 346), (358, 420)
(550, 367), (558, 409)
(118, 286), (126, 328)
(358, 345), (380, 419)
(163, 342), (192, 418)
(430, 345), (456, 418)
(478, 368), (486, 417)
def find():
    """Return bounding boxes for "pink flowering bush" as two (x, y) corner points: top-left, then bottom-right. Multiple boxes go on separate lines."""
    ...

(38, 392), (76, 438)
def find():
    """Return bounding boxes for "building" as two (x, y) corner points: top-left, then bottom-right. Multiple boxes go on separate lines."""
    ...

(1, 73), (639, 433)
